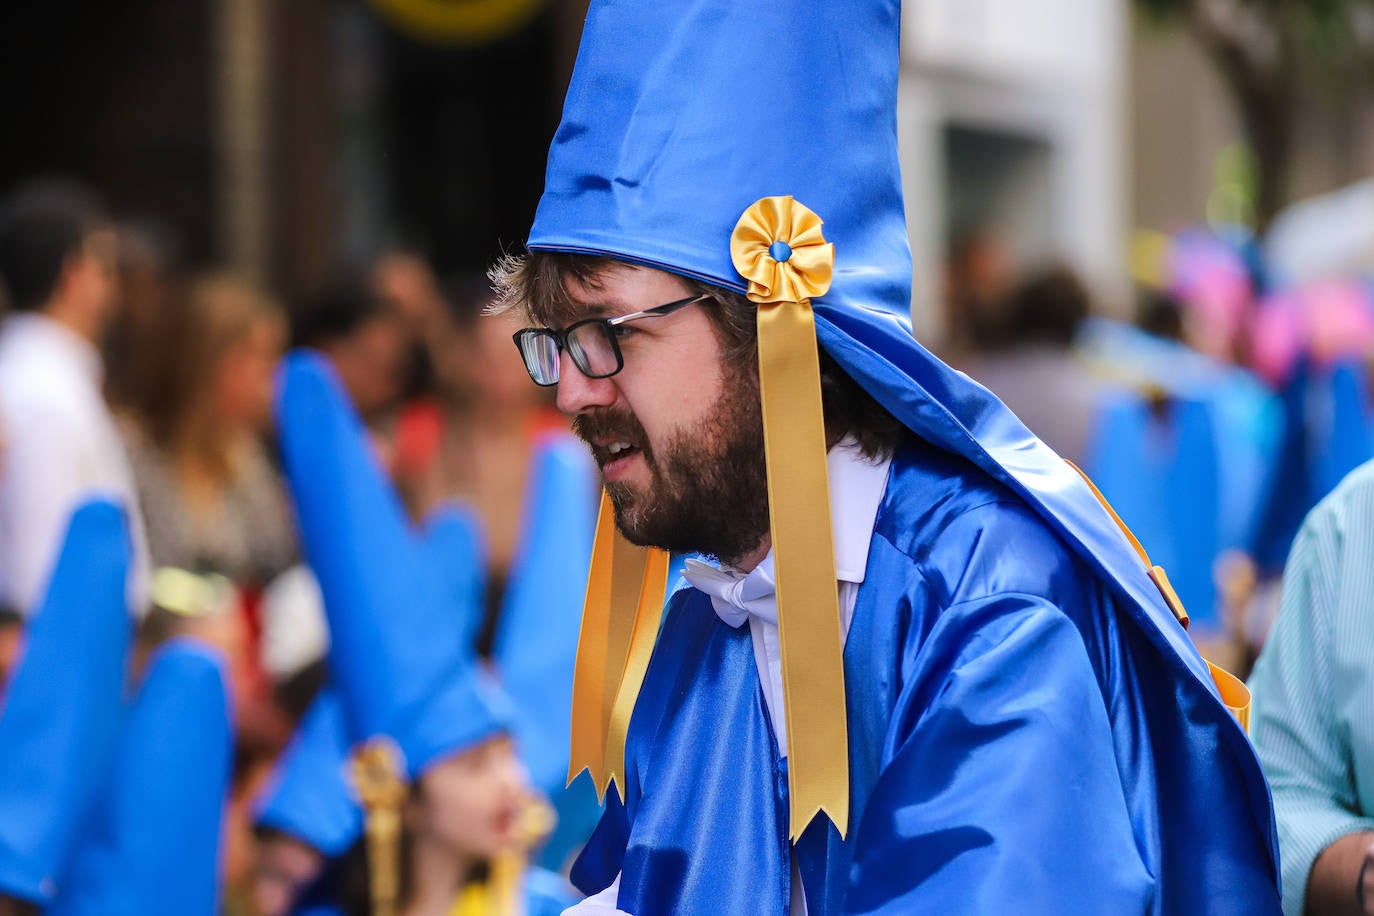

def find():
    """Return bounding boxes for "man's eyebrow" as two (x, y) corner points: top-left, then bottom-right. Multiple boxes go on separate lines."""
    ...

(561, 300), (619, 321)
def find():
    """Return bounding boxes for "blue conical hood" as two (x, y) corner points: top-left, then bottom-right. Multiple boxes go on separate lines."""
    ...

(0, 499), (131, 905)
(529, 0), (910, 318)
(276, 351), (510, 776)
(253, 688), (361, 858)
(50, 637), (233, 916)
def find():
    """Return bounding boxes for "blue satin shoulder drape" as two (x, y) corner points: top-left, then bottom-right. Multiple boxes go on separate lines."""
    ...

(574, 441), (1281, 914)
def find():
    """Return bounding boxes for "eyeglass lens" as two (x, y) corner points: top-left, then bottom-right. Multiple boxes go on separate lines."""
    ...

(566, 323), (621, 378)
(518, 332), (561, 385)
(517, 321), (624, 385)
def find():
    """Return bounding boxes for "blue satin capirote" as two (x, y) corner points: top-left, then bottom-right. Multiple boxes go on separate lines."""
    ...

(0, 500), (131, 906)
(574, 441), (1280, 913)
(49, 638), (234, 916)
(252, 503), (500, 872)
(276, 351), (512, 776)
(530, 0), (910, 324)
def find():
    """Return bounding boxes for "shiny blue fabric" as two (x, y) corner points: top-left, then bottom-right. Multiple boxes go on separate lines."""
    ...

(1252, 358), (1374, 574)
(51, 638), (233, 916)
(252, 502), (500, 860)
(0, 500), (131, 905)
(575, 442), (1280, 912)
(254, 688), (362, 859)
(1075, 318), (1282, 557)
(529, 0), (911, 321)
(529, 0), (1279, 906)
(276, 352), (511, 775)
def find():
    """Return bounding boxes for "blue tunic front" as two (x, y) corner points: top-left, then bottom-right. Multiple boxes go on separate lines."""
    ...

(573, 438), (1280, 914)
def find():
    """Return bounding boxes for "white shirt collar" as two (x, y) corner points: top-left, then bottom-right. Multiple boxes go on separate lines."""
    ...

(683, 437), (892, 628)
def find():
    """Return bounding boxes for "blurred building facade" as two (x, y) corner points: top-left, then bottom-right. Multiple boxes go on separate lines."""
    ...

(4, 0), (1372, 332)
(0, 0), (579, 303)
(898, 0), (1131, 339)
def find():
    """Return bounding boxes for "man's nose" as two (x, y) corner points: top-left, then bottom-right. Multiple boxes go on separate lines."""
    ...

(555, 350), (618, 415)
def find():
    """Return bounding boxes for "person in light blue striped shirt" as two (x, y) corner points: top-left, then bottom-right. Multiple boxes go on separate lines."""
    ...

(1251, 460), (1374, 915)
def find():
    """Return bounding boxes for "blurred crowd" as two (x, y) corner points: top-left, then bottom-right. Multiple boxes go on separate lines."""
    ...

(0, 177), (577, 915)
(945, 217), (1374, 681)
(3, 168), (1374, 914)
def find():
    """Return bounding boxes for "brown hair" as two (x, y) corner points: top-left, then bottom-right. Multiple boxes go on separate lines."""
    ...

(490, 251), (909, 459)
(137, 272), (285, 482)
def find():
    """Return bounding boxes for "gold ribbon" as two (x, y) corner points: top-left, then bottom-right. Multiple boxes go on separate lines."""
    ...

(732, 197), (849, 840)
(604, 546), (671, 789)
(567, 491), (670, 800)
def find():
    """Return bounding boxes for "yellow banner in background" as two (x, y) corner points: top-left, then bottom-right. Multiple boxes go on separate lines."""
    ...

(369, 0), (547, 46)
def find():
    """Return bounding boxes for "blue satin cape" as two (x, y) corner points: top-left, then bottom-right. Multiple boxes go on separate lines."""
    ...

(573, 436), (1280, 914)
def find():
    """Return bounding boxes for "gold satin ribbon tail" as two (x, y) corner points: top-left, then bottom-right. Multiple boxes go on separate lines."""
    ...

(567, 490), (670, 798)
(758, 299), (850, 839)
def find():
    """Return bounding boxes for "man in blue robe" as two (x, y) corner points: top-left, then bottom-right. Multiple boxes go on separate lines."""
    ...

(493, 0), (1282, 912)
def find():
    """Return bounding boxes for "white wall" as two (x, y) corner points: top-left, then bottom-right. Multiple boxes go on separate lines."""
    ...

(899, 0), (1130, 341)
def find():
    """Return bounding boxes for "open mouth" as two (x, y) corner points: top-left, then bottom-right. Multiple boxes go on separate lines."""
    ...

(596, 440), (644, 478)
(574, 411), (652, 480)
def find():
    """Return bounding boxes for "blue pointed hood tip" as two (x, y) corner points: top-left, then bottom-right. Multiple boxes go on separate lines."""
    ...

(276, 351), (512, 780)
(48, 635), (233, 915)
(253, 689), (363, 858)
(0, 498), (131, 905)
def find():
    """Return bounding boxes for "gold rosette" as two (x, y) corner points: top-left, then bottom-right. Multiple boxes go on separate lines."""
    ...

(731, 196), (850, 840)
(729, 196), (834, 304)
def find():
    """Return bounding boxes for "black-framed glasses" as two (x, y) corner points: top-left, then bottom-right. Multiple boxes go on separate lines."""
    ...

(512, 294), (709, 386)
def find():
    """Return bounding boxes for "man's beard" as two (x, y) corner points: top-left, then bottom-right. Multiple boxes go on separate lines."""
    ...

(573, 365), (770, 567)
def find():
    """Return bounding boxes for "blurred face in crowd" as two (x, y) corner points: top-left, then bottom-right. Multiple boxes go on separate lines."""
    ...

(465, 310), (543, 411)
(326, 313), (407, 419)
(373, 252), (446, 341)
(410, 735), (527, 863)
(251, 832), (324, 916)
(551, 264), (769, 566)
(214, 316), (286, 433)
(59, 228), (120, 338)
